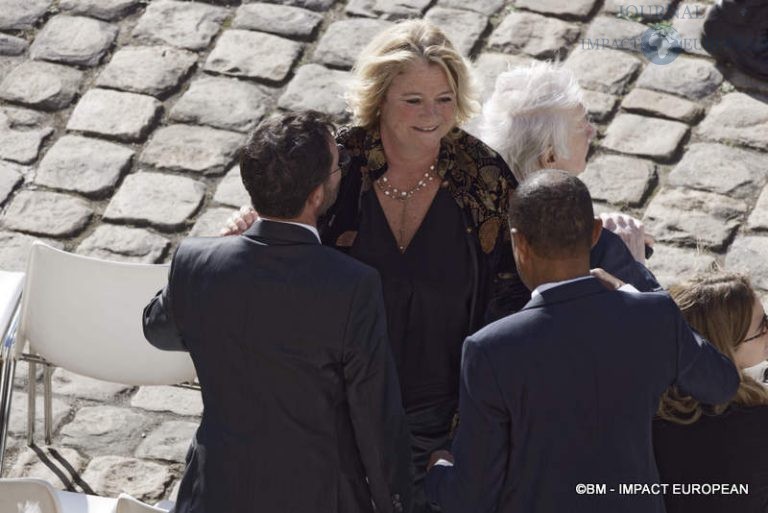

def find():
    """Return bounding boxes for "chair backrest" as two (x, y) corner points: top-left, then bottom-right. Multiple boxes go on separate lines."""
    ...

(0, 270), (24, 343)
(0, 478), (62, 513)
(16, 242), (196, 385)
(115, 494), (169, 513)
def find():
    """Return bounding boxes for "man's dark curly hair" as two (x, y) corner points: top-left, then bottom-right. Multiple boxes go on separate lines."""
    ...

(240, 110), (335, 219)
(507, 170), (595, 258)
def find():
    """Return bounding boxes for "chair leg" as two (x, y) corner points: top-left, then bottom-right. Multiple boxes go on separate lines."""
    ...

(27, 359), (36, 446)
(44, 363), (52, 445)
(0, 357), (17, 475)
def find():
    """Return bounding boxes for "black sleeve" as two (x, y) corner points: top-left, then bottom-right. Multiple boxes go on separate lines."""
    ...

(590, 230), (661, 292)
(142, 249), (187, 352)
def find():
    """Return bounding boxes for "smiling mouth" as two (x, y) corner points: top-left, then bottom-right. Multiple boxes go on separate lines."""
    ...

(414, 126), (438, 132)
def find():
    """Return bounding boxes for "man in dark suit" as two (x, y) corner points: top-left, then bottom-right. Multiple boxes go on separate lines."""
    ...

(143, 111), (413, 513)
(425, 170), (739, 513)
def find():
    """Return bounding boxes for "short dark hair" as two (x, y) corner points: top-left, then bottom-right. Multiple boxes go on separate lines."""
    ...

(240, 110), (335, 218)
(507, 170), (595, 258)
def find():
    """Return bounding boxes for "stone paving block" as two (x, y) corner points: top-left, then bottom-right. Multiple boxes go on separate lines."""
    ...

(189, 207), (236, 237)
(35, 135), (134, 196)
(0, 105), (50, 127)
(52, 368), (135, 401)
(252, 0), (335, 11)
(204, 30), (302, 83)
(602, 114), (688, 160)
(214, 166), (250, 209)
(436, 0), (504, 16)
(8, 390), (70, 437)
(515, 0), (599, 19)
(0, 33), (28, 56)
(169, 76), (272, 133)
(621, 88), (702, 123)
(723, 68), (768, 97)
(233, 3), (323, 39)
(314, 19), (394, 69)
(603, 0), (676, 20)
(61, 406), (152, 455)
(726, 237), (768, 292)
(0, 61), (83, 111)
(643, 188), (747, 251)
(0, 0), (52, 30)
(81, 456), (172, 503)
(135, 421), (197, 462)
(103, 172), (206, 230)
(565, 47), (642, 95)
(667, 143), (766, 200)
(471, 53), (535, 100)
(140, 125), (244, 175)
(648, 244), (717, 289)
(346, 0), (432, 20)
(131, 0), (228, 51)
(96, 46), (198, 98)
(747, 188), (768, 231)
(2, 191), (93, 237)
(0, 231), (62, 272)
(0, 55), (22, 78)
(131, 386), (203, 417)
(278, 64), (352, 122)
(0, 125), (53, 164)
(582, 90), (618, 123)
(582, 16), (647, 53)
(424, 7), (487, 56)
(580, 154), (655, 206)
(489, 11), (580, 59)
(31, 15), (118, 67)
(0, 161), (23, 205)
(59, 0), (141, 21)
(697, 93), (768, 151)
(673, 2), (710, 57)
(67, 89), (162, 143)
(635, 55), (722, 100)
(7, 447), (88, 489)
(77, 225), (170, 264)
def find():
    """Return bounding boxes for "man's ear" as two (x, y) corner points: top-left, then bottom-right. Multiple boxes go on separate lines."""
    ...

(306, 183), (325, 214)
(590, 217), (603, 249)
(511, 229), (530, 262)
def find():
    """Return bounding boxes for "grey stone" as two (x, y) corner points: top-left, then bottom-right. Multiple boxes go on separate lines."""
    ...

(278, 64), (352, 122)
(189, 207), (236, 237)
(0, 61), (83, 110)
(621, 88), (702, 123)
(135, 421), (197, 462)
(748, 188), (768, 231)
(8, 390), (70, 438)
(488, 11), (580, 58)
(30, 15), (118, 67)
(61, 406), (151, 454)
(697, 93), (768, 151)
(602, 114), (688, 160)
(169, 76), (272, 133)
(471, 53), (535, 100)
(648, 244), (717, 289)
(346, 0), (431, 20)
(603, 0), (676, 20)
(214, 166), (249, 208)
(204, 30), (302, 83)
(2, 191), (93, 237)
(0, 231), (62, 272)
(233, 3), (323, 39)
(424, 7), (487, 56)
(35, 135), (134, 196)
(314, 19), (394, 69)
(0, 34), (28, 56)
(0, 0), (52, 30)
(0, 105), (50, 127)
(7, 447), (87, 489)
(436, 0), (504, 16)
(249, 0), (335, 11)
(0, 55), (22, 78)
(582, 15), (647, 53)
(81, 456), (172, 503)
(582, 90), (618, 123)
(667, 143), (766, 200)
(0, 125), (53, 164)
(726, 237), (768, 292)
(52, 368), (134, 401)
(77, 225), (170, 263)
(131, 386), (203, 417)
(723, 68), (768, 97)
(515, 0), (598, 19)
(131, 0), (228, 51)
(103, 172), (206, 230)
(565, 47), (642, 95)
(140, 125), (244, 175)
(96, 45), (197, 98)
(0, 161), (23, 205)
(580, 154), (656, 206)
(67, 89), (162, 142)
(59, 0), (141, 21)
(635, 55), (723, 100)
(673, 3), (710, 57)
(643, 188), (747, 251)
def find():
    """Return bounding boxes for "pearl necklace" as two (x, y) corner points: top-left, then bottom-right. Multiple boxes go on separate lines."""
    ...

(375, 164), (436, 201)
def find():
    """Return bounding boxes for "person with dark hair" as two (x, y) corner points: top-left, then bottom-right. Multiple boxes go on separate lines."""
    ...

(142, 110), (413, 513)
(424, 170), (739, 513)
(702, 0), (768, 80)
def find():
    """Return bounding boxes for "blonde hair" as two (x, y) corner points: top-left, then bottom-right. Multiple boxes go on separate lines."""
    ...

(347, 19), (478, 129)
(658, 272), (768, 424)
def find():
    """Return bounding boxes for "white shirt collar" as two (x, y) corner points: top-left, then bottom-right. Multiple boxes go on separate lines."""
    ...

(260, 218), (321, 243)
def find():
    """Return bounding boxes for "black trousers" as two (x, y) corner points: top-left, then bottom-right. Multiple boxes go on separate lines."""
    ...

(408, 402), (456, 513)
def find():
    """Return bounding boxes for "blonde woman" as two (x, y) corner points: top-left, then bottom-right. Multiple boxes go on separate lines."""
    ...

(653, 272), (768, 513)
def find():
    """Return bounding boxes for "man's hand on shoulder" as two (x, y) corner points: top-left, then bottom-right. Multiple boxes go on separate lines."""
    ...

(220, 205), (258, 236)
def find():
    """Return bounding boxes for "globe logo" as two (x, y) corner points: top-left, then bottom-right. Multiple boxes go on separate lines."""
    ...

(641, 26), (683, 65)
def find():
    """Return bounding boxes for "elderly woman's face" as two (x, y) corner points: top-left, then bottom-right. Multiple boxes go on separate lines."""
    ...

(548, 106), (595, 175)
(379, 60), (456, 151)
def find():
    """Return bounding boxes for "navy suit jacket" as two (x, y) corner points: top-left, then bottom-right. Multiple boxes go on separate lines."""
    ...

(426, 277), (739, 513)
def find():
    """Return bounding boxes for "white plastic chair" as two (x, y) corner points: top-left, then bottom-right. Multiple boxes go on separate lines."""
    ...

(114, 494), (171, 512)
(0, 270), (25, 474)
(7, 242), (197, 449)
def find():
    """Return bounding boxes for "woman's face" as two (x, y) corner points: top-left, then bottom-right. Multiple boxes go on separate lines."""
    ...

(546, 105), (596, 175)
(734, 297), (768, 369)
(378, 60), (457, 152)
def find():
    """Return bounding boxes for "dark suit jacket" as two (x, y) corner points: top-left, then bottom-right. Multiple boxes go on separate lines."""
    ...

(143, 220), (413, 513)
(426, 277), (739, 513)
